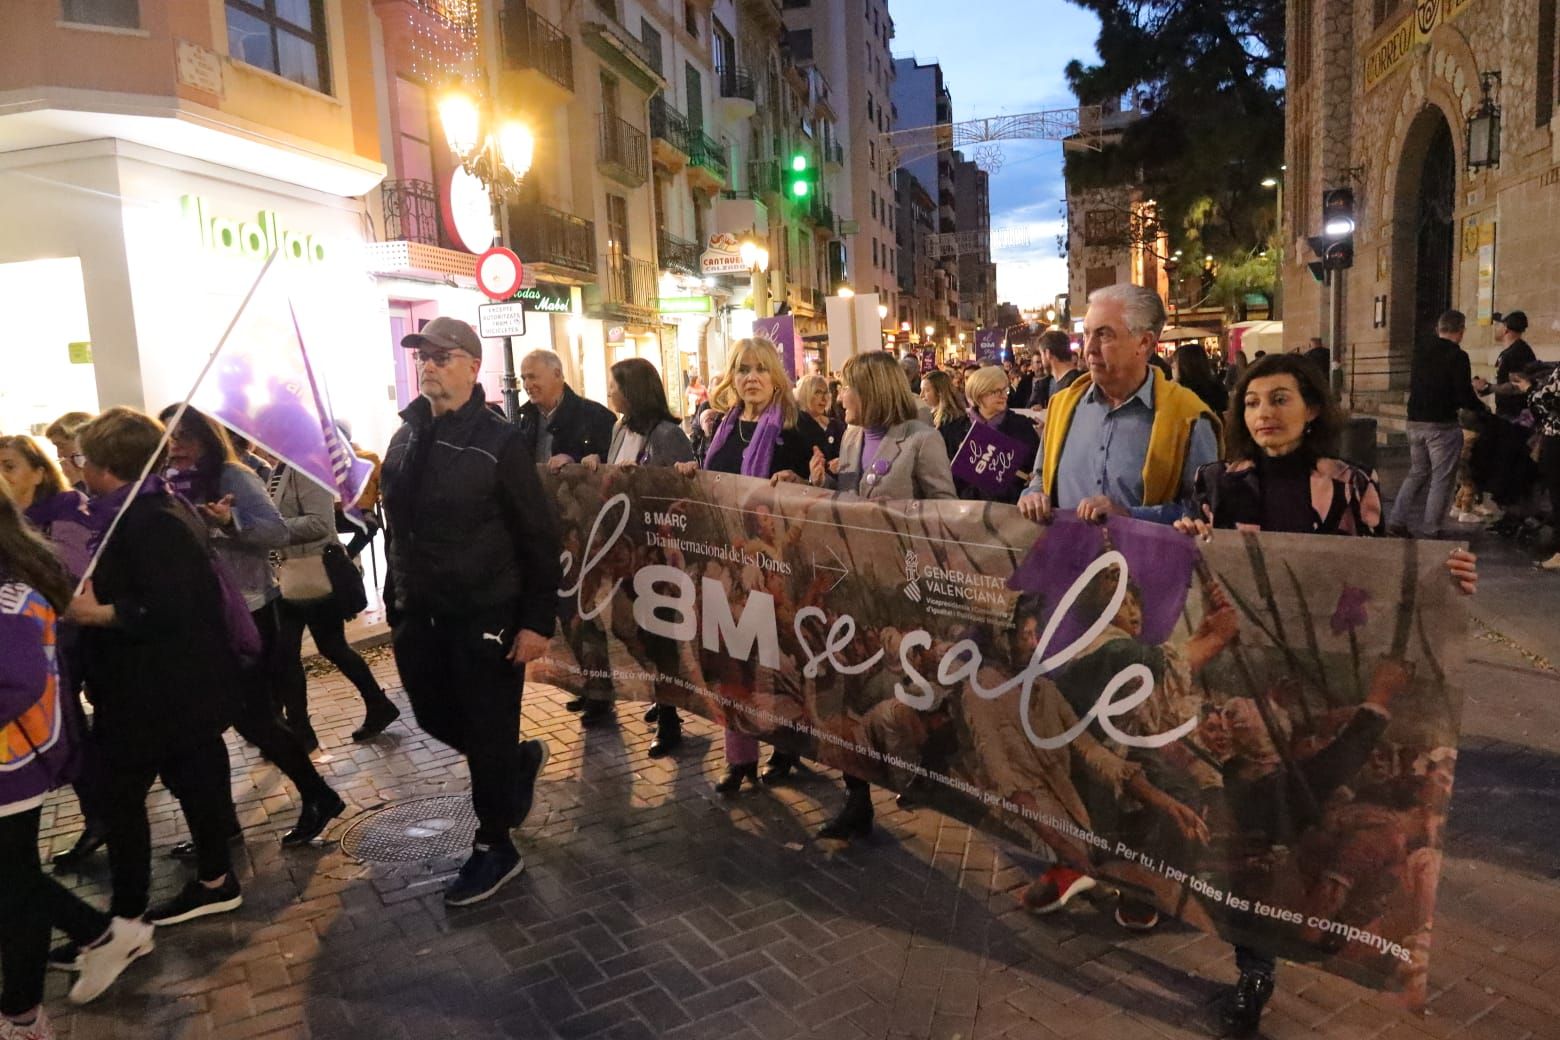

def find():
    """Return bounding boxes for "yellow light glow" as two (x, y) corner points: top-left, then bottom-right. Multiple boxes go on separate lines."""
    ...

(496, 120), (535, 177)
(837, 286), (855, 298)
(438, 90), (482, 158)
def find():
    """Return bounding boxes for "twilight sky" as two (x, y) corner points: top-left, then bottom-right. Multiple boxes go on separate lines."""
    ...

(890, 0), (1101, 309)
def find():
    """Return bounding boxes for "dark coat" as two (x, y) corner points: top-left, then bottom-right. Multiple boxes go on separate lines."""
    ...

(382, 386), (562, 635)
(79, 492), (239, 760)
(516, 385), (617, 464)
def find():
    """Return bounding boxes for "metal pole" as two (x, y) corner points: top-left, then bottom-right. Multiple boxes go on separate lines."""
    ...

(480, 0), (521, 422)
(1272, 179), (1284, 320)
(1329, 269), (1345, 401)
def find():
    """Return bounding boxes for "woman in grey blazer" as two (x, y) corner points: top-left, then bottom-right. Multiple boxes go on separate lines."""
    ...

(777, 351), (956, 841)
(580, 359), (694, 754)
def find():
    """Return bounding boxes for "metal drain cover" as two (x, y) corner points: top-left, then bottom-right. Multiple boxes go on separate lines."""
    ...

(338, 795), (476, 863)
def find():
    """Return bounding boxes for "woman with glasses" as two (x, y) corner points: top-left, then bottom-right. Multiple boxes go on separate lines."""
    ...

(44, 412), (94, 493)
(795, 374), (846, 462)
(155, 406), (345, 861)
(959, 365), (1041, 505)
(1173, 353), (1477, 1037)
(674, 338), (824, 793)
(581, 358), (695, 757)
(780, 350), (956, 840)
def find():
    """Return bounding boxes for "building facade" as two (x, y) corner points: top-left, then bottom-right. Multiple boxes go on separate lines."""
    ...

(892, 56), (966, 351)
(952, 151), (996, 332)
(0, 0), (391, 443)
(1284, 0), (1560, 411)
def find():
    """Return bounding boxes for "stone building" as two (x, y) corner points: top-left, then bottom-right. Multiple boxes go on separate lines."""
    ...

(1284, 0), (1560, 414)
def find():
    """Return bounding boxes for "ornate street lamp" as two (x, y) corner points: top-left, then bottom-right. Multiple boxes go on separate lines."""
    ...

(437, 86), (535, 418)
(1467, 71), (1502, 172)
(739, 237), (770, 315)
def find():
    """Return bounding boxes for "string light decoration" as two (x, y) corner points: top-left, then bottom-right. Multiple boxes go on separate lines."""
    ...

(405, 0), (479, 84)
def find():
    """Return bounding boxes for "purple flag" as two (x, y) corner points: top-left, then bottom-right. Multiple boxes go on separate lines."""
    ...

(194, 302), (370, 506)
(1009, 515), (1197, 645)
(974, 328), (1004, 364)
(755, 315), (798, 380)
(951, 420), (1028, 496)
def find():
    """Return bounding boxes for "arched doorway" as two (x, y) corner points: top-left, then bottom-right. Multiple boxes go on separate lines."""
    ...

(1389, 107), (1458, 379)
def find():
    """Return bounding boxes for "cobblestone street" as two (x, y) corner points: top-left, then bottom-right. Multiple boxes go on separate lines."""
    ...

(30, 539), (1560, 1040)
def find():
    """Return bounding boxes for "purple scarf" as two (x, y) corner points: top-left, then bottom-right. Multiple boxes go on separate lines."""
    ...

(165, 459), (222, 505)
(25, 490), (96, 581)
(86, 474), (170, 554)
(969, 405), (1007, 429)
(704, 405), (785, 477)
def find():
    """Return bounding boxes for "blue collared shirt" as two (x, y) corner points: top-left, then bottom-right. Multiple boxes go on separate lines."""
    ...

(1021, 372), (1218, 524)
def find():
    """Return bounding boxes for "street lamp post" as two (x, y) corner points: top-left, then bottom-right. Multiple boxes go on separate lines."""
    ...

(439, 86), (535, 419)
(739, 237), (770, 317)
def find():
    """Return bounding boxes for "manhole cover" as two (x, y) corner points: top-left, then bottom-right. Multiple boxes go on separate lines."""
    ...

(338, 795), (477, 863)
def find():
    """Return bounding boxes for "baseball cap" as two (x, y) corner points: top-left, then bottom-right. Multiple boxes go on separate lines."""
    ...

(401, 316), (482, 359)
(1498, 310), (1528, 333)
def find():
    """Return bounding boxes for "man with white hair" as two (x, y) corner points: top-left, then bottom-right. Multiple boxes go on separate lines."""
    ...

(1014, 283), (1218, 929)
(517, 350), (616, 471)
(1018, 283), (1218, 526)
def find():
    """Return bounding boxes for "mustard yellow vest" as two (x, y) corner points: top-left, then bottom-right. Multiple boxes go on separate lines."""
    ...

(1040, 368), (1218, 507)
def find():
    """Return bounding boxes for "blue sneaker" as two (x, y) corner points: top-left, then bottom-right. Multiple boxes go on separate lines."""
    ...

(443, 843), (524, 907)
(514, 739), (549, 828)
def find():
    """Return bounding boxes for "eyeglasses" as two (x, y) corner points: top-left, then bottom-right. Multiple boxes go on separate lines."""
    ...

(65, 452), (87, 468)
(414, 349), (472, 367)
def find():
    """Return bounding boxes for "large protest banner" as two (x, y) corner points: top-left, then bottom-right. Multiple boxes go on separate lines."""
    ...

(532, 466), (1466, 999)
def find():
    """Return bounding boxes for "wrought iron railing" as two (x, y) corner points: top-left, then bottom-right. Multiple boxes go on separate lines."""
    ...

(602, 254), (657, 313)
(717, 64), (755, 101)
(688, 131), (728, 181)
(500, 2), (574, 92)
(649, 95), (690, 154)
(507, 201), (596, 274)
(598, 113), (649, 183)
(381, 178), (440, 246)
(657, 228), (699, 276)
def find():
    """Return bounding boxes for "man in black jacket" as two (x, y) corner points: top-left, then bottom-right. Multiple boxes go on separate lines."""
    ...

(1388, 309), (1485, 538)
(517, 350), (616, 468)
(1028, 329), (1081, 410)
(382, 318), (563, 906)
(1476, 310), (1536, 418)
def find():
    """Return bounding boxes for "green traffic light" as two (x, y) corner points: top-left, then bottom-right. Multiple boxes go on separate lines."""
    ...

(790, 154), (808, 172)
(792, 181), (810, 198)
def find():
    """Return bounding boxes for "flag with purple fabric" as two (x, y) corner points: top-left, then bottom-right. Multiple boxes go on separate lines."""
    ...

(755, 315), (798, 379)
(192, 300), (370, 507)
(1008, 515), (1197, 645)
(950, 420), (1028, 496)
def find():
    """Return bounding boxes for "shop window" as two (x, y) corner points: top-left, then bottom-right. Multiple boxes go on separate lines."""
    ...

(61, 0), (139, 28)
(226, 0), (330, 94)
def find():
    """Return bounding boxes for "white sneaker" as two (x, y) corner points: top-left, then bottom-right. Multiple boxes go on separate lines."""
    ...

(0, 1008), (55, 1040)
(1452, 510), (1482, 524)
(1539, 553), (1560, 572)
(69, 916), (155, 1005)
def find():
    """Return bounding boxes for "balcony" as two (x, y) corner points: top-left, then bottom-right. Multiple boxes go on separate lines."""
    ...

(598, 113), (650, 187)
(592, 254), (658, 320)
(649, 95), (690, 172)
(581, 15), (665, 92)
(500, 2), (573, 110)
(823, 139), (844, 172)
(717, 64), (756, 120)
(381, 179), (440, 247)
(506, 201), (597, 284)
(747, 158), (781, 198)
(687, 131), (728, 192)
(657, 228), (700, 276)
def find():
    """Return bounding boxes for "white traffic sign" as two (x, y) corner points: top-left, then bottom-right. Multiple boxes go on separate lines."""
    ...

(475, 246), (524, 301)
(478, 301), (527, 338)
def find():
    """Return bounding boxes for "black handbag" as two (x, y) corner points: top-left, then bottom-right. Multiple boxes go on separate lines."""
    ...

(322, 540), (368, 620)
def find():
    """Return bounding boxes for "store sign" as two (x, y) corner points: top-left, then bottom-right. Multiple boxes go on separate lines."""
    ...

(68, 341), (93, 365)
(517, 285), (573, 313)
(176, 40), (224, 95)
(657, 295), (713, 315)
(700, 232), (749, 275)
(478, 301), (528, 339)
(1364, 0), (1474, 90)
(182, 195), (329, 263)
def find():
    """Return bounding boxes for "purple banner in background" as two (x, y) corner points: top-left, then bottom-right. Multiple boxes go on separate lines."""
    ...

(950, 419), (1028, 496)
(755, 315), (798, 380)
(974, 328), (1004, 364)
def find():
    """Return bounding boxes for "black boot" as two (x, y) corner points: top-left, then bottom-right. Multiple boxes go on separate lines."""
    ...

(580, 699), (616, 727)
(714, 763), (758, 794)
(760, 751), (797, 785)
(352, 695), (400, 741)
(648, 709), (682, 758)
(282, 790), (346, 847)
(1217, 970), (1274, 1038)
(51, 825), (108, 872)
(817, 785), (874, 841)
(643, 703), (661, 724)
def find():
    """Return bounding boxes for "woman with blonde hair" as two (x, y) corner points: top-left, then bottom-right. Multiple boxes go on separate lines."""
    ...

(794, 373), (846, 461)
(783, 350), (956, 839)
(918, 370), (970, 460)
(675, 338), (823, 792)
(960, 365), (1041, 504)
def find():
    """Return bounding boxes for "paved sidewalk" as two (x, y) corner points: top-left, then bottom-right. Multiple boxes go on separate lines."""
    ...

(31, 552), (1560, 1040)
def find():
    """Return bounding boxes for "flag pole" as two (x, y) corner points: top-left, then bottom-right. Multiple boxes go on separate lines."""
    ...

(74, 248), (283, 596)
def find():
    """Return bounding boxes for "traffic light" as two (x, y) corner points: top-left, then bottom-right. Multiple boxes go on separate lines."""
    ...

(1306, 187), (1355, 273)
(786, 152), (813, 199)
